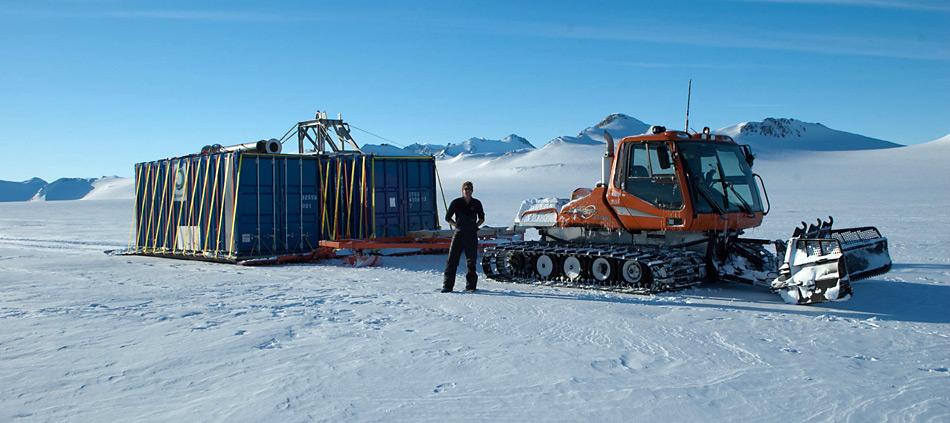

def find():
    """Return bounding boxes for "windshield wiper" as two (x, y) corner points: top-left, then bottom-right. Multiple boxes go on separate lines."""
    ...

(692, 179), (726, 215)
(723, 181), (753, 214)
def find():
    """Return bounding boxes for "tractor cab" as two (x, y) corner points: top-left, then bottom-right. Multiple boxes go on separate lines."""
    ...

(607, 127), (767, 232)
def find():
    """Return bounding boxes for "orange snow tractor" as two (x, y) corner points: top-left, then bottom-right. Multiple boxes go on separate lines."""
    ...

(482, 126), (892, 304)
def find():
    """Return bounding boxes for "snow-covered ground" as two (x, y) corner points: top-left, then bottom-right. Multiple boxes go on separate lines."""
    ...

(1, 141), (949, 421)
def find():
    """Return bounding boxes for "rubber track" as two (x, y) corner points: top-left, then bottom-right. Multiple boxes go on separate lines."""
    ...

(481, 241), (707, 295)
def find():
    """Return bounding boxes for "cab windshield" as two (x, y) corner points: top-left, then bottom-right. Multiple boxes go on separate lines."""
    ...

(677, 142), (763, 214)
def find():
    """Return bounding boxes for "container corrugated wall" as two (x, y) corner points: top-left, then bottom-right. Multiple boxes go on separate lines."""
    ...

(132, 152), (438, 262)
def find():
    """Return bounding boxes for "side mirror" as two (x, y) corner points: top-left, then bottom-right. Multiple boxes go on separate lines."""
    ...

(741, 145), (755, 167)
(656, 144), (672, 169)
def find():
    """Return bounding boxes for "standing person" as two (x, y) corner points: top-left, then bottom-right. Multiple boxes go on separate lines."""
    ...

(442, 181), (485, 293)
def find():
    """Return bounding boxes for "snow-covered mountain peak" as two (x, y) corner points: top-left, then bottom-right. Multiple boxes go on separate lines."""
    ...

(718, 117), (901, 152)
(443, 134), (535, 157)
(596, 113), (640, 129)
(547, 113), (652, 147)
(734, 117), (827, 139)
(592, 113), (650, 135)
(500, 134), (532, 146)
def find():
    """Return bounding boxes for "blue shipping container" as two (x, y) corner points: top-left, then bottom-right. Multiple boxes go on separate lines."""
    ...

(132, 152), (439, 262)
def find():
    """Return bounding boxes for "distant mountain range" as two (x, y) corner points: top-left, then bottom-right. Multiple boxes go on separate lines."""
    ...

(361, 114), (904, 157)
(361, 134), (535, 158)
(0, 177), (130, 202)
(2, 115), (943, 203)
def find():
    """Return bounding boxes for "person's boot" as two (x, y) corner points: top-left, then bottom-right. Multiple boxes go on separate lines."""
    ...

(465, 275), (477, 292)
(442, 275), (455, 293)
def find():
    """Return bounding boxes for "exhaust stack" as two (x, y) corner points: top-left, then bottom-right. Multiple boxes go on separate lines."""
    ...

(602, 131), (615, 186)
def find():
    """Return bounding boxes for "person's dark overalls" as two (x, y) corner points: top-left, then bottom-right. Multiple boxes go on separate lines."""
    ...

(442, 182), (484, 292)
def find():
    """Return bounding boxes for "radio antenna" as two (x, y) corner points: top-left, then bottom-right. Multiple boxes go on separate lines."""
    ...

(685, 79), (692, 132)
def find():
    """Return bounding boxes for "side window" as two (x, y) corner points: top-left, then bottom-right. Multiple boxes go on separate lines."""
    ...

(623, 142), (682, 210)
(613, 144), (628, 188)
(629, 144), (649, 178)
(649, 145), (675, 176)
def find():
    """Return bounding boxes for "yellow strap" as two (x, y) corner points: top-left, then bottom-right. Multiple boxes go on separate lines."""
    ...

(371, 157), (376, 238)
(227, 154), (243, 258)
(196, 155), (211, 255)
(214, 154), (231, 255)
(131, 164), (144, 250)
(318, 157), (329, 238)
(351, 157), (358, 238)
(346, 157), (356, 238)
(142, 163), (157, 253)
(360, 156), (366, 239)
(203, 154), (221, 254)
(162, 161), (178, 252)
(171, 159), (188, 254)
(151, 162), (171, 252)
(332, 157), (342, 240)
(185, 158), (200, 254)
(341, 158), (349, 239)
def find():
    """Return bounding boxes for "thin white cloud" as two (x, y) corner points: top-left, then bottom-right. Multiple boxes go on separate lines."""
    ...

(722, 104), (786, 108)
(436, 18), (949, 61)
(738, 0), (950, 12)
(100, 10), (287, 22)
(619, 62), (774, 69)
(0, 9), (294, 22)
(2, 8), (946, 61)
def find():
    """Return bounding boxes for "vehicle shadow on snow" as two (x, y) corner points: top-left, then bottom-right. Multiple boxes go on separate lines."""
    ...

(890, 262), (950, 271)
(470, 288), (679, 307)
(824, 278), (950, 324)
(692, 280), (950, 324)
(475, 277), (950, 325)
(366, 256), (950, 324)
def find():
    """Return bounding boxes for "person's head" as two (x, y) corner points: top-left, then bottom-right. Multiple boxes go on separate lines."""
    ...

(461, 181), (473, 200)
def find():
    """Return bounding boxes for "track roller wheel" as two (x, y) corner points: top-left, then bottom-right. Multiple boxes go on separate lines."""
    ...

(621, 259), (645, 287)
(591, 257), (612, 284)
(484, 251), (508, 278)
(509, 252), (527, 277)
(536, 254), (555, 279)
(563, 256), (583, 281)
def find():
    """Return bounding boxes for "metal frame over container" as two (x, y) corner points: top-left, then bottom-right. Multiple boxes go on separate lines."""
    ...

(130, 114), (439, 262)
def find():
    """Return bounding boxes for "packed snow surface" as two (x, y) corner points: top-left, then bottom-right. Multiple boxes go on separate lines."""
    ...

(2, 139), (949, 421)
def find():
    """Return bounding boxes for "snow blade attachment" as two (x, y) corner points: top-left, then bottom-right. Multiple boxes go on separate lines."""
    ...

(772, 237), (851, 304)
(772, 218), (891, 304)
(829, 226), (892, 282)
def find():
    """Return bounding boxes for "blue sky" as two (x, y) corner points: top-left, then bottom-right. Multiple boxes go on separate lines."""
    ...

(1, 0), (948, 180)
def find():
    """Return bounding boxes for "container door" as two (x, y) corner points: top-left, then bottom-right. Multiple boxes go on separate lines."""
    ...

(373, 158), (403, 237)
(280, 157), (321, 253)
(403, 159), (437, 232)
(234, 155), (278, 256)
